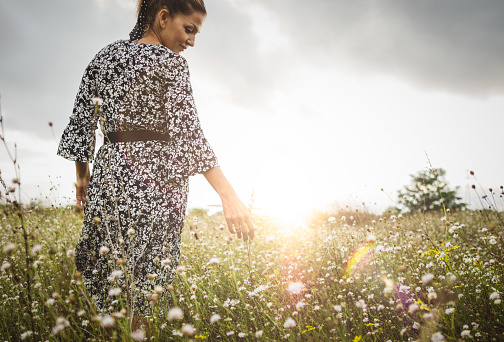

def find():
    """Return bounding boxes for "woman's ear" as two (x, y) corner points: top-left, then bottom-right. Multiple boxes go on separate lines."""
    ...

(158, 9), (170, 28)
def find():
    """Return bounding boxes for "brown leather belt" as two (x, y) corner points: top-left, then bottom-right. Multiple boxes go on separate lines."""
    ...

(104, 130), (170, 144)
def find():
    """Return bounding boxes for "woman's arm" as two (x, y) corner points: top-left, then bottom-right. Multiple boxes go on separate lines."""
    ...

(203, 167), (254, 241)
(75, 161), (91, 210)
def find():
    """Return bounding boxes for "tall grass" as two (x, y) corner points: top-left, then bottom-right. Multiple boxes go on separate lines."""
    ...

(1, 197), (503, 340)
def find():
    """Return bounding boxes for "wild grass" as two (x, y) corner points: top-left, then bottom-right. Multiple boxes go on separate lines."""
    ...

(1, 196), (504, 341)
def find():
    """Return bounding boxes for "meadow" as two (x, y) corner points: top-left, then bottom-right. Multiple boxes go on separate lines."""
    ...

(1, 188), (503, 341)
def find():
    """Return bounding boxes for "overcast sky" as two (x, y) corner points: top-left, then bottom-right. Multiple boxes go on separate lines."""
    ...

(1, 0), (503, 224)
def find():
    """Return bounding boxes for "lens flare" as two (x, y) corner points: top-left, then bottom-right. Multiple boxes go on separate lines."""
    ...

(343, 240), (377, 278)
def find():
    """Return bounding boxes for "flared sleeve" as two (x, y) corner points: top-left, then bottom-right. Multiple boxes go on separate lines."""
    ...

(164, 55), (219, 177)
(57, 60), (99, 163)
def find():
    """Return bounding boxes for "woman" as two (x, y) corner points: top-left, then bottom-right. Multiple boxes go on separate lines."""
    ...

(57, 0), (253, 322)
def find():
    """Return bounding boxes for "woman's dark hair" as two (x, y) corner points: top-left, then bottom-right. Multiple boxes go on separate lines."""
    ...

(138, 0), (206, 29)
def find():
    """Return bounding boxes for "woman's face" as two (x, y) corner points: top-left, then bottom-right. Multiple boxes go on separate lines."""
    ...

(159, 10), (205, 54)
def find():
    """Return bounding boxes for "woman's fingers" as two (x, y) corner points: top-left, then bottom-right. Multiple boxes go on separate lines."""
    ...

(222, 196), (255, 241)
(230, 214), (254, 242)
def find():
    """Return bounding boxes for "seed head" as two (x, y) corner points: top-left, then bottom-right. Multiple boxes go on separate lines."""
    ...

(181, 323), (195, 336)
(100, 315), (115, 328)
(3, 242), (17, 255)
(167, 307), (184, 321)
(283, 317), (296, 328)
(210, 314), (221, 324)
(91, 97), (104, 106)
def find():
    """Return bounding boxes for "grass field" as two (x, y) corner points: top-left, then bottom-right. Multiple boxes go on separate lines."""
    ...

(1, 193), (503, 341)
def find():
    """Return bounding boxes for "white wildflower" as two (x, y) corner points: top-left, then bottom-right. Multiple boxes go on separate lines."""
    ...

(461, 330), (472, 338)
(489, 292), (500, 300)
(208, 257), (221, 265)
(100, 315), (115, 328)
(356, 299), (367, 310)
(31, 244), (42, 255)
(91, 97), (104, 106)
(255, 330), (263, 337)
(52, 317), (70, 334)
(210, 314), (221, 324)
(445, 307), (455, 315)
(108, 288), (122, 297)
(181, 323), (195, 336)
(110, 270), (123, 278)
(408, 303), (419, 314)
(167, 307), (184, 321)
(287, 282), (303, 294)
(283, 317), (296, 328)
(296, 300), (305, 310)
(422, 273), (435, 284)
(132, 329), (146, 341)
(172, 330), (183, 337)
(1, 261), (11, 272)
(99, 246), (109, 255)
(3, 242), (17, 254)
(431, 331), (445, 342)
(366, 234), (376, 243)
(20, 331), (33, 340)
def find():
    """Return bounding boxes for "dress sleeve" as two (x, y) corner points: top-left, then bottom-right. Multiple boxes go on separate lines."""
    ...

(57, 60), (99, 163)
(165, 55), (219, 177)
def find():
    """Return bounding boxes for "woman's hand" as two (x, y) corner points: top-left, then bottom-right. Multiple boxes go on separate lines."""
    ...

(75, 161), (90, 210)
(203, 167), (255, 241)
(221, 193), (255, 241)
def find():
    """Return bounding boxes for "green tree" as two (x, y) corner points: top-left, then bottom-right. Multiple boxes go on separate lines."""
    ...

(397, 168), (466, 212)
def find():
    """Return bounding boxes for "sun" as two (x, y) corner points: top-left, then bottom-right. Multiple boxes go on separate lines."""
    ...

(250, 174), (330, 235)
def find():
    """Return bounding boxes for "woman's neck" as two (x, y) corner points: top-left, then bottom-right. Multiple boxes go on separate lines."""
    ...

(136, 31), (163, 46)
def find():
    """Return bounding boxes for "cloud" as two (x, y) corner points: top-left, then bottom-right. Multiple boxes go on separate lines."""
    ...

(0, 0), (135, 137)
(2, 0), (503, 142)
(255, 0), (504, 97)
(186, 0), (292, 110)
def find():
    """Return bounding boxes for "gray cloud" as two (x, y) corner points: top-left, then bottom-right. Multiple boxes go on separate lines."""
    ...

(0, 0), (133, 137)
(188, 0), (291, 109)
(260, 0), (504, 97)
(2, 0), (503, 142)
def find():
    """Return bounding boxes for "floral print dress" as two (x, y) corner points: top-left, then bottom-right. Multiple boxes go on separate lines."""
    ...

(57, 40), (218, 314)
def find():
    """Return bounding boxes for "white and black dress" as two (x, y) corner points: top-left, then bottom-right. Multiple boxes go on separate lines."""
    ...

(57, 40), (218, 314)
